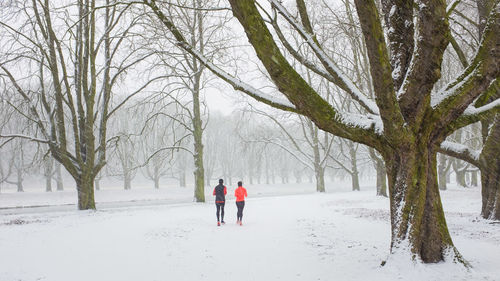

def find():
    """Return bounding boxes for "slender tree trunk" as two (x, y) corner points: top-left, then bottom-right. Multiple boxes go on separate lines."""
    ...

(376, 160), (387, 197)
(95, 179), (100, 191)
(124, 170), (131, 190)
(383, 146), (463, 263)
(471, 170), (478, 187)
(456, 169), (467, 187)
(308, 122), (326, 192)
(265, 157), (270, 184)
(46, 176), (52, 192)
(193, 101), (205, 202)
(154, 175), (160, 189)
(315, 167), (325, 192)
(180, 170), (186, 187)
(16, 169), (23, 192)
(351, 171), (360, 191)
(369, 147), (387, 196)
(56, 163), (63, 191)
(349, 142), (360, 191)
(438, 153), (447, 190)
(45, 160), (53, 192)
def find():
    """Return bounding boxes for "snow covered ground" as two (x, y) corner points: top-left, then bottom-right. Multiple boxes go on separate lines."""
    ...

(0, 182), (499, 281)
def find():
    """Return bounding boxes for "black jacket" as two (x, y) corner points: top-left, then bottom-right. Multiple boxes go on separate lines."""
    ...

(213, 184), (226, 203)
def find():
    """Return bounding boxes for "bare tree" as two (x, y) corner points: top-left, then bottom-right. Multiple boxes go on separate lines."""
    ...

(143, 0), (232, 202)
(0, 1), (158, 209)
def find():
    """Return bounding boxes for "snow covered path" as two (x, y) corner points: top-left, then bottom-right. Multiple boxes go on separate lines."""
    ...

(1, 188), (499, 281)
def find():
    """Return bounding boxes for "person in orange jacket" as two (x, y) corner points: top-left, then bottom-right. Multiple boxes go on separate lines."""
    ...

(234, 181), (247, 226)
(213, 179), (227, 226)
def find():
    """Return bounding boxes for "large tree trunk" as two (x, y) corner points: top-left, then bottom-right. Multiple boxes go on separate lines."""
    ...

(76, 173), (96, 210)
(480, 117), (500, 220)
(383, 146), (463, 263)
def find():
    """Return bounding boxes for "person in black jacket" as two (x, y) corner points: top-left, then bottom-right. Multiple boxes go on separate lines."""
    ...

(212, 179), (227, 226)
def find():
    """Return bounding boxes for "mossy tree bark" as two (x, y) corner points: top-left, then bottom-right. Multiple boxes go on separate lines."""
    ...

(77, 168), (96, 210)
(480, 118), (500, 219)
(383, 143), (458, 262)
(146, 0), (500, 263)
(439, 0), (500, 219)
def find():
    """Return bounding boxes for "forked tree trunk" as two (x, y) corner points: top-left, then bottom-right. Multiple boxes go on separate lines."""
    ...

(383, 145), (463, 263)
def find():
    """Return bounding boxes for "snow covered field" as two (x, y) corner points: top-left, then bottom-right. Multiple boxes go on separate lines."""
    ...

(1, 182), (499, 281)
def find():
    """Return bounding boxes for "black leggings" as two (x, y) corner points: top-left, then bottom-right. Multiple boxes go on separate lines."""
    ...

(216, 202), (225, 222)
(236, 201), (245, 221)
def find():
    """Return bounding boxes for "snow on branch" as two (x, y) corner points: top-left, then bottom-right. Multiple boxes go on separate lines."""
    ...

(446, 0), (462, 16)
(269, 0), (379, 115)
(431, 69), (475, 108)
(144, 0), (297, 113)
(463, 96), (500, 117)
(439, 141), (480, 167)
(186, 46), (297, 111)
(339, 112), (384, 135)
